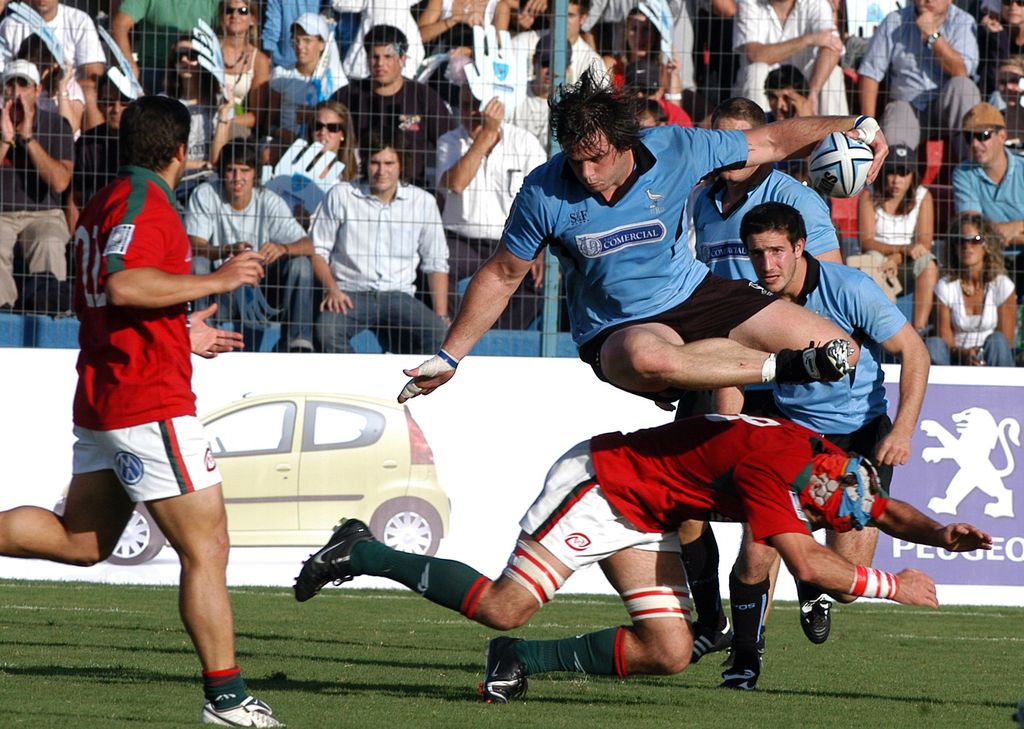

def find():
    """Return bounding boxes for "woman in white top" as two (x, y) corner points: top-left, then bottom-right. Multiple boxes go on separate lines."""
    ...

(858, 144), (939, 332)
(216, 0), (271, 138)
(926, 214), (1017, 367)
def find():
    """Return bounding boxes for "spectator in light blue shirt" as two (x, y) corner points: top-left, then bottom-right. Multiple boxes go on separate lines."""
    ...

(262, 0), (323, 67)
(953, 102), (1024, 248)
(857, 0), (981, 157)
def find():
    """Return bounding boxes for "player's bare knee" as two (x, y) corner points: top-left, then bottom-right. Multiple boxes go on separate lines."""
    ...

(479, 602), (537, 631)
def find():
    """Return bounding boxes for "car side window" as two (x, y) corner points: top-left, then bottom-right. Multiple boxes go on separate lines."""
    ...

(304, 400), (386, 451)
(206, 401), (298, 456)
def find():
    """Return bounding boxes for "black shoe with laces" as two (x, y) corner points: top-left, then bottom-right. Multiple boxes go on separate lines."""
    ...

(799, 594), (832, 645)
(690, 619), (733, 664)
(776, 338), (854, 383)
(480, 636), (529, 703)
(293, 519), (375, 602)
(719, 647), (762, 691)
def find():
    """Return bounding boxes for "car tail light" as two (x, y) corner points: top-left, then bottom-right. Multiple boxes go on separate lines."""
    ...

(404, 407), (435, 465)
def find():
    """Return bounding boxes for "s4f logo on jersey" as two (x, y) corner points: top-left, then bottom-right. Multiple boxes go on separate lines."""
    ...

(104, 224), (136, 256)
(565, 532), (591, 551)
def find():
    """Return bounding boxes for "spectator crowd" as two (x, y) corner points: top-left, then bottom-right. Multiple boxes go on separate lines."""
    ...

(0, 0), (1022, 365)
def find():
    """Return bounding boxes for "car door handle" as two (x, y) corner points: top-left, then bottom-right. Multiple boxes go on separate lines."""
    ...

(382, 460), (398, 469)
(275, 464), (292, 472)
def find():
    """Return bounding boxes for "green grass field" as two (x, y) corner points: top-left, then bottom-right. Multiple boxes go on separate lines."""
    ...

(0, 580), (1020, 728)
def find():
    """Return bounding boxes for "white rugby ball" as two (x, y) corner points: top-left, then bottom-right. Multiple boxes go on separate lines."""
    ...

(808, 131), (874, 198)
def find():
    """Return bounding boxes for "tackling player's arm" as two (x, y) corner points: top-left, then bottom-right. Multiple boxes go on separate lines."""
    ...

(769, 530), (939, 607)
(771, 497), (992, 606)
(871, 498), (993, 553)
(873, 323), (930, 466)
(106, 251), (266, 308)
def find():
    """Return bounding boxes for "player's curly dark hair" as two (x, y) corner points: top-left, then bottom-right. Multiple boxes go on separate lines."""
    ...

(549, 68), (643, 154)
(119, 96), (191, 172)
(739, 202), (807, 247)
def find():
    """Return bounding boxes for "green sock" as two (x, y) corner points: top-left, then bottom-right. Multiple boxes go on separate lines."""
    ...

(350, 540), (490, 616)
(516, 627), (625, 677)
(202, 666), (248, 710)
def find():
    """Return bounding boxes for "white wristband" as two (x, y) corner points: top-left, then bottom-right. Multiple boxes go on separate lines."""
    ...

(852, 115), (880, 145)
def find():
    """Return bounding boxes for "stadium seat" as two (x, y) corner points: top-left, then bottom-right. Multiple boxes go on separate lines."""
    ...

(0, 312), (26, 347)
(0, 313), (80, 348)
(922, 140), (945, 186)
(830, 193), (861, 242)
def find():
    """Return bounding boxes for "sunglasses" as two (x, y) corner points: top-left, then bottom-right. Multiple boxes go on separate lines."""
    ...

(224, 5), (250, 15)
(961, 235), (986, 245)
(963, 129), (998, 143)
(315, 121), (344, 133)
(176, 49), (200, 63)
(5, 77), (31, 87)
(1003, 0), (1024, 6)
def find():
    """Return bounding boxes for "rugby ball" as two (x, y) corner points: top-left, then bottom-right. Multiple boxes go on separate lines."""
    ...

(808, 131), (874, 198)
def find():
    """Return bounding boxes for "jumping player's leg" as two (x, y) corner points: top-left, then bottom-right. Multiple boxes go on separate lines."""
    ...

(600, 323), (779, 392)
(0, 470), (134, 564)
(730, 298), (860, 367)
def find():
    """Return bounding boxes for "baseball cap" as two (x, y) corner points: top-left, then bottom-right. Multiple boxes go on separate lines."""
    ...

(883, 144), (915, 175)
(535, 32), (572, 69)
(962, 102), (1006, 131)
(2, 60), (40, 87)
(292, 12), (331, 43)
(623, 57), (661, 94)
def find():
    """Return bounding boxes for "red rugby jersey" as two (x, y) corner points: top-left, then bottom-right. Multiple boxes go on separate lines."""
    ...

(591, 415), (884, 542)
(73, 166), (196, 430)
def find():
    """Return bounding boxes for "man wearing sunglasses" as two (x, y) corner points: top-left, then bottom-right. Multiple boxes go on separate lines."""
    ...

(857, 0), (982, 159)
(0, 59), (74, 312)
(952, 102), (1024, 247)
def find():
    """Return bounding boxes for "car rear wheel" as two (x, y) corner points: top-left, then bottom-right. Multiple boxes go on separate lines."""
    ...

(370, 497), (444, 556)
(107, 506), (167, 565)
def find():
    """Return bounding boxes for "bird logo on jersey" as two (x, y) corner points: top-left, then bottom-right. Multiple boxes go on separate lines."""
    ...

(645, 188), (663, 213)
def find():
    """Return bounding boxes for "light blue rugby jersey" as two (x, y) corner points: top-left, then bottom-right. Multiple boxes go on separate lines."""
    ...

(693, 169), (838, 282)
(774, 256), (906, 434)
(502, 125), (749, 346)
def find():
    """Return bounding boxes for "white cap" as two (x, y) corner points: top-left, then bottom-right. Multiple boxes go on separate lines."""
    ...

(292, 13), (331, 43)
(2, 60), (40, 87)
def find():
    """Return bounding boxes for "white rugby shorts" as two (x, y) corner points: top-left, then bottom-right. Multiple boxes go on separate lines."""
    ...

(520, 440), (680, 572)
(72, 416), (222, 502)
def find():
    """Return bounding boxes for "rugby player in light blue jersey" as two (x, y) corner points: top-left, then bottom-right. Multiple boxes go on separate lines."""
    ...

(691, 98), (842, 284)
(397, 70), (891, 404)
(681, 97), (846, 669)
(691, 202), (931, 691)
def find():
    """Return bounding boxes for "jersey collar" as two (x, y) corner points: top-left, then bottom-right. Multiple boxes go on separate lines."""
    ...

(118, 165), (176, 205)
(793, 251), (821, 306)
